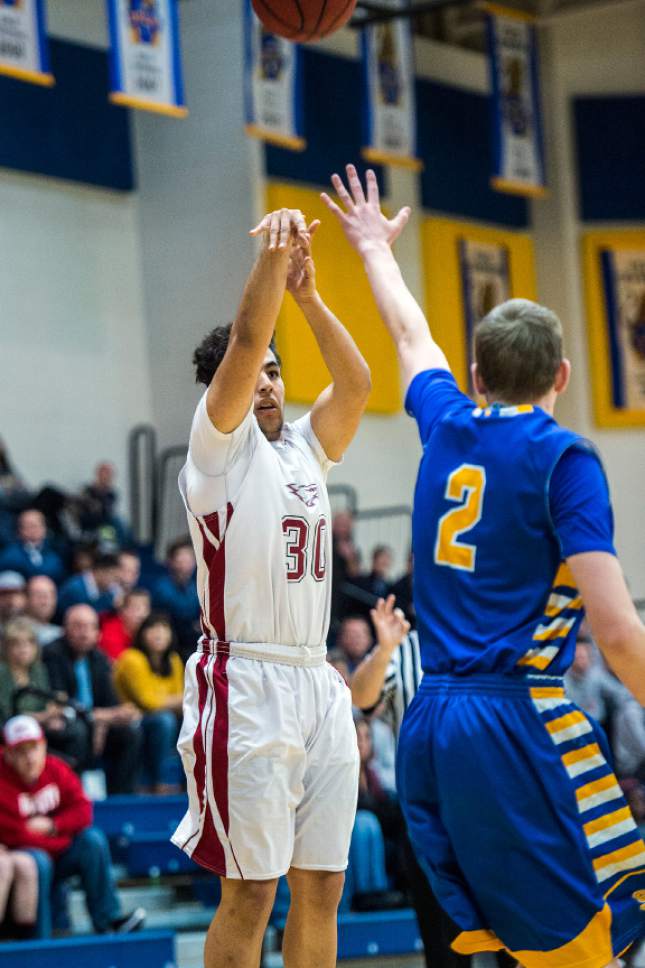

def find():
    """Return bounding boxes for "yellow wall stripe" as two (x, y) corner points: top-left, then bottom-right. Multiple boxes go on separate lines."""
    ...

(266, 181), (401, 414)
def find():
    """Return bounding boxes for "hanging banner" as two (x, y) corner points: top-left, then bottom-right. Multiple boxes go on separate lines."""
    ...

(600, 248), (645, 412)
(0, 0), (53, 86)
(361, 0), (422, 171)
(485, 4), (546, 197)
(107, 0), (188, 118)
(243, 0), (305, 151)
(459, 238), (510, 381)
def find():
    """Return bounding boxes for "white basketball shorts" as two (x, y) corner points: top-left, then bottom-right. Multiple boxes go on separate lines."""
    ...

(171, 644), (359, 880)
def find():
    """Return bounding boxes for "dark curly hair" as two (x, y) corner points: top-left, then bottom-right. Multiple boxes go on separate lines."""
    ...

(193, 324), (282, 387)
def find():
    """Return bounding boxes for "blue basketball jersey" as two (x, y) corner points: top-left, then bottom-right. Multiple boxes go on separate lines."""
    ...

(407, 370), (611, 678)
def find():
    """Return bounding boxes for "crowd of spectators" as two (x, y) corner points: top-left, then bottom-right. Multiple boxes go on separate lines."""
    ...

(1, 451), (643, 953)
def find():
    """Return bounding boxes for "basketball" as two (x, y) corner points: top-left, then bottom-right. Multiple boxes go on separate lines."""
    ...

(252, 0), (357, 42)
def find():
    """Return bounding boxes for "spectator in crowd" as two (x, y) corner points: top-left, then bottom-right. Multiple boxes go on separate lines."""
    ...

(57, 552), (121, 619)
(621, 780), (645, 838)
(118, 550), (141, 596)
(390, 551), (415, 628)
(326, 648), (350, 685)
(25, 576), (62, 647)
(355, 717), (406, 905)
(336, 615), (373, 673)
(0, 439), (30, 512)
(99, 589), (151, 663)
(69, 543), (96, 577)
(152, 539), (200, 660)
(0, 510), (65, 585)
(564, 635), (627, 730)
(0, 618), (90, 769)
(0, 715), (145, 937)
(0, 572), (27, 636)
(0, 846), (38, 940)
(79, 463), (130, 549)
(331, 511), (361, 624)
(358, 546), (393, 601)
(43, 605), (142, 793)
(114, 614), (184, 794)
(614, 696), (645, 781)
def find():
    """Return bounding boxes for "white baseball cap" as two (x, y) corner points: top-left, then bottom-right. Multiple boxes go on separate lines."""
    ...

(3, 715), (44, 749)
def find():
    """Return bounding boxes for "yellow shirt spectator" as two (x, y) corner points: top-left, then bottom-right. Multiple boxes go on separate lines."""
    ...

(114, 647), (184, 713)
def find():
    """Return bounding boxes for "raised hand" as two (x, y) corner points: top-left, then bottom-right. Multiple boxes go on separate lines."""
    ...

(370, 594), (411, 655)
(249, 207), (310, 252)
(321, 164), (411, 255)
(286, 220), (320, 301)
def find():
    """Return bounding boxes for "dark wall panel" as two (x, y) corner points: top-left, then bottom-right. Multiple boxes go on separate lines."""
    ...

(0, 39), (134, 191)
(574, 95), (645, 222)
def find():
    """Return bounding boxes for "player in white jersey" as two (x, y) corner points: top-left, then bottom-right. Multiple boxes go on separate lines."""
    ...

(171, 207), (371, 968)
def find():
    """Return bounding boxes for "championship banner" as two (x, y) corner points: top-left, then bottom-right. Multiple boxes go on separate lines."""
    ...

(243, 0), (305, 151)
(361, 0), (422, 171)
(485, 4), (546, 197)
(0, 0), (53, 87)
(107, 0), (188, 118)
(459, 238), (510, 379)
(600, 249), (645, 412)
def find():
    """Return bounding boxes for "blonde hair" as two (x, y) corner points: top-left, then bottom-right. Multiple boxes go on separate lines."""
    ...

(2, 617), (39, 660)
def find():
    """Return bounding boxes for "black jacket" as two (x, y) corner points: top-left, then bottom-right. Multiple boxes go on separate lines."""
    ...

(43, 638), (119, 711)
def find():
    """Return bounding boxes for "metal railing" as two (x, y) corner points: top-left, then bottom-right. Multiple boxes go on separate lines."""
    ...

(354, 505), (412, 579)
(128, 424), (157, 546)
(155, 444), (189, 559)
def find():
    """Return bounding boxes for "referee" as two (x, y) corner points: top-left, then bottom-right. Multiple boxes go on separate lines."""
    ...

(351, 597), (514, 968)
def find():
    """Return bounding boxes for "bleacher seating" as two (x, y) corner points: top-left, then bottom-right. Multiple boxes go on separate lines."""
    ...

(0, 932), (176, 968)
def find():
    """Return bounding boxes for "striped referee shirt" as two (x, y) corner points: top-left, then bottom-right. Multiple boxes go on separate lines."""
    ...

(374, 630), (423, 741)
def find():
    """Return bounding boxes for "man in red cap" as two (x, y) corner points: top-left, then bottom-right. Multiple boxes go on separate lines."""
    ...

(0, 715), (145, 936)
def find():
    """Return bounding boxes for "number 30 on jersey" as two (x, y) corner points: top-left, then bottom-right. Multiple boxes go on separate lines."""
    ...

(434, 464), (486, 572)
(282, 516), (327, 583)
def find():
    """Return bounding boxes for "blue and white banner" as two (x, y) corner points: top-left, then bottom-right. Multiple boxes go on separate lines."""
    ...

(243, 0), (305, 151)
(601, 248), (645, 411)
(459, 238), (510, 382)
(0, 0), (53, 86)
(361, 0), (421, 170)
(107, 0), (187, 118)
(486, 4), (546, 197)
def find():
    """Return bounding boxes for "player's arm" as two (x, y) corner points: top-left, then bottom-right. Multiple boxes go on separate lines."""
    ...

(551, 445), (645, 705)
(205, 208), (308, 434)
(350, 595), (410, 709)
(322, 164), (449, 392)
(567, 553), (645, 706)
(287, 229), (371, 462)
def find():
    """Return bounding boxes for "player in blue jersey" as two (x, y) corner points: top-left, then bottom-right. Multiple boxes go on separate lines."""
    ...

(324, 165), (645, 968)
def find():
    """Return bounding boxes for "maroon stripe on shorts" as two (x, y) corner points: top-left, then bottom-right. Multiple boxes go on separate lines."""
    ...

(190, 655), (226, 874)
(198, 502), (233, 642)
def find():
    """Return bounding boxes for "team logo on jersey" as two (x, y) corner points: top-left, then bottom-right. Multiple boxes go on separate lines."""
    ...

(286, 483), (320, 508)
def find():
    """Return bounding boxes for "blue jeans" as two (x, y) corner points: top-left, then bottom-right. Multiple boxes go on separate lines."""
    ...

(27, 828), (121, 936)
(140, 710), (179, 787)
(344, 809), (389, 904)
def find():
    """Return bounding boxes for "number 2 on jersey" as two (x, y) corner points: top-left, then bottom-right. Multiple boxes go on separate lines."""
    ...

(434, 464), (486, 572)
(282, 516), (327, 583)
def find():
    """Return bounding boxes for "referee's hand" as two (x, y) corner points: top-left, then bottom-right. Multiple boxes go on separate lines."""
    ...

(371, 595), (411, 655)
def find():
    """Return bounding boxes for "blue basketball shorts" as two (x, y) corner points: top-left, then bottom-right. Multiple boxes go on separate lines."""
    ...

(397, 673), (645, 968)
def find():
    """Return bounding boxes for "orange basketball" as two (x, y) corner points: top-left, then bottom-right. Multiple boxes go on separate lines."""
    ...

(252, 0), (358, 43)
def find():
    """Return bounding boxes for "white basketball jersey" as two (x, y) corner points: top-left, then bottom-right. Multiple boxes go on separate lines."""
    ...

(179, 395), (335, 651)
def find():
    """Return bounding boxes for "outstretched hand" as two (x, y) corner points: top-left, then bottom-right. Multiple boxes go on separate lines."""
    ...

(370, 594), (411, 655)
(250, 207), (310, 252)
(321, 164), (411, 256)
(286, 220), (320, 301)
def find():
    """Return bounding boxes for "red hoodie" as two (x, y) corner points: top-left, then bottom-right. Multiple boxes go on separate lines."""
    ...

(0, 752), (92, 857)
